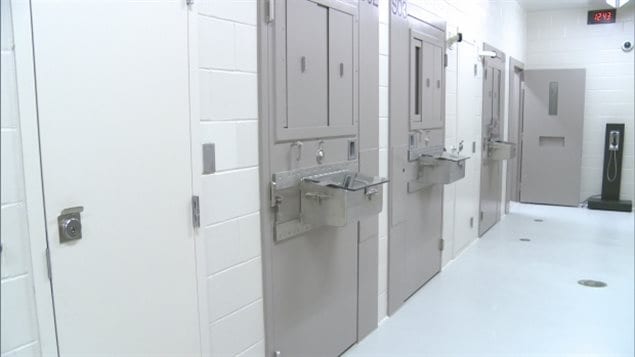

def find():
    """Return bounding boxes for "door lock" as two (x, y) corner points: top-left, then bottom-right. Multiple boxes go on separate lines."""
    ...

(316, 140), (325, 164)
(58, 206), (84, 243)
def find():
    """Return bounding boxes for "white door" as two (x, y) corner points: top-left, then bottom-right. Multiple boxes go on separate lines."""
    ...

(30, 1), (200, 355)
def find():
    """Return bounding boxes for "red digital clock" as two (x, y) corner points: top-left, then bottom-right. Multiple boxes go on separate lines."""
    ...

(588, 9), (617, 24)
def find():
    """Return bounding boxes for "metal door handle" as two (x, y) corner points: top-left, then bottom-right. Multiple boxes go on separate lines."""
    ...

(365, 187), (379, 199)
(305, 192), (330, 204)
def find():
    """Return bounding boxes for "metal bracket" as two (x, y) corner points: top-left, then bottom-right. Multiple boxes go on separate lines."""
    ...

(266, 0), (275, 23)
(46, 247), (52, 281)
(202, 143), (216, 174)
(192, 196), (200, 228)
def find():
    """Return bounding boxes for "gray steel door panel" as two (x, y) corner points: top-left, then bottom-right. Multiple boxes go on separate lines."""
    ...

(286, 0), (328, 129)
(274, 0), (358, 142)
(388, 11), (446, 315)
(520, 69), (586, 206)
(272, 226), (357, 355)
(478, 44), (506, 237)
(405, 185), (442, 293)
(260, 1), (379, 355)
(421, 41), (435, 128)
(431, 45), (443, 128)
(329, 8), (354, 128)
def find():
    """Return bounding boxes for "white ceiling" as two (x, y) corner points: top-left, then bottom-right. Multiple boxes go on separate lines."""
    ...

(516, 0), (617, 11)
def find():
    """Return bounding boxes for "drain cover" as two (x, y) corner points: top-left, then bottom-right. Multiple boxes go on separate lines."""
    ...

(534, 219), (543, 222)
(578, 279), (607, 288)
(519, 238), (531, 242)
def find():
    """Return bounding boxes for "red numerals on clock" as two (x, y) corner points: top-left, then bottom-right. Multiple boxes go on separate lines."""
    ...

(594, 11), (612, 22)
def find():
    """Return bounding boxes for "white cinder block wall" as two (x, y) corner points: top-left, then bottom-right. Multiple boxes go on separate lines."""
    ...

(526, 4), (635, 202)
(197, 0), (265, 356)
(0, 0), (42, 355)
(376, 0), (527, 323)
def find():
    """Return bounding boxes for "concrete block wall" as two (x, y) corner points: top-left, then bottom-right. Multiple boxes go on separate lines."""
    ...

(197, 0), (265, 355)
(526, 4), (635, 202)
(0, 0), (42, 355)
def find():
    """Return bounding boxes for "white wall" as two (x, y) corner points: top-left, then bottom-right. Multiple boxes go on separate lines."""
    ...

(526, 4), (635, 202)
(196, 1), (265, 356)
(1, 0), (42, 355)
(377, 0), (527, 323)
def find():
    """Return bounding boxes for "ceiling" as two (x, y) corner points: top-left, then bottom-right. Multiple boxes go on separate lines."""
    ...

(516, 0), (621, 11)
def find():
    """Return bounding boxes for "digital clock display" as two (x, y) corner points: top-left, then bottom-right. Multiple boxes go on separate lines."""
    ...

(587, 9), (616, 24)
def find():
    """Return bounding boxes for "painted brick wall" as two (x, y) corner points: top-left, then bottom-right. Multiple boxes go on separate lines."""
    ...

(0, 0), (42, 355)
(526, 5), (635, 202)
(197, 0), (264, 356)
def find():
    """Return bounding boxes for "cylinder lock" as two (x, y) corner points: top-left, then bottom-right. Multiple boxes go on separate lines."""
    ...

(58, 206), (84, 243)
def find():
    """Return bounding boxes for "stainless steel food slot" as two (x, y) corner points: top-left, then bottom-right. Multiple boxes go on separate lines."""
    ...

(271, 162), (388, 241)
(408, 150), (470, 192)
(487, 140), (516, 160)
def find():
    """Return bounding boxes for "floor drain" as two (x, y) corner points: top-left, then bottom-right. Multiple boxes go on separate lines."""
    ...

(578, 279), (607, 288)
(534, 219), (543, 222)
(519, 238), (531, 242)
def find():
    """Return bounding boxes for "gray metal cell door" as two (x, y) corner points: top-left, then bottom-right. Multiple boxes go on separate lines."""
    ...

(30, 1), (200, 354)
(520, 69), (586, 206)
(478, 46), (505, 237)
(387, 12), (446, 315)
(265, 0), (364, 355)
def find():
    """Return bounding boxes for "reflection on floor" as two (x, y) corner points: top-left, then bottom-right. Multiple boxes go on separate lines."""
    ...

(346, 202), (634, 356)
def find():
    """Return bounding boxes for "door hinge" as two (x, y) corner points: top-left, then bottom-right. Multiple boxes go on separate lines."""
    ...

(472, 141), (476, 153)
(444, 53), (448, 67)
(439, 238), (445, 251)
(479, 211), (484, 221)
(45, 247), (52, 281)
(469, 217), (474, 228)
(266, 0), (275, 23)
(192, 196), (201, 228)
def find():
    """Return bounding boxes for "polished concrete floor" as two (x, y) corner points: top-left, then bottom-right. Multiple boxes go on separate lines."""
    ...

(346, 203), (634, 356)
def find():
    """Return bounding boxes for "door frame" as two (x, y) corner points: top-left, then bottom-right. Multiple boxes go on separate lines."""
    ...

(478, 42), (506, 237)
(257, 1), (381, 354)
(505, 57), (524, 213)
(13, 0), (59, 354)
(256, 1), (275, 354)
(186, 2), (209, 356)
(386, 7), (447, 315)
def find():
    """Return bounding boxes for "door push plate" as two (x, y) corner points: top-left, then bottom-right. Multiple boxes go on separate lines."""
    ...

(58, 206), (84, 243)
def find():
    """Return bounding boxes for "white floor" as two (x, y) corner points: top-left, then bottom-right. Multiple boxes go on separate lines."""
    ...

(346, 203), (634, 356)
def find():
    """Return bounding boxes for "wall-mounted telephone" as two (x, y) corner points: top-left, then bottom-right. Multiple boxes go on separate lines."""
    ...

(609, 130), (620, 151)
